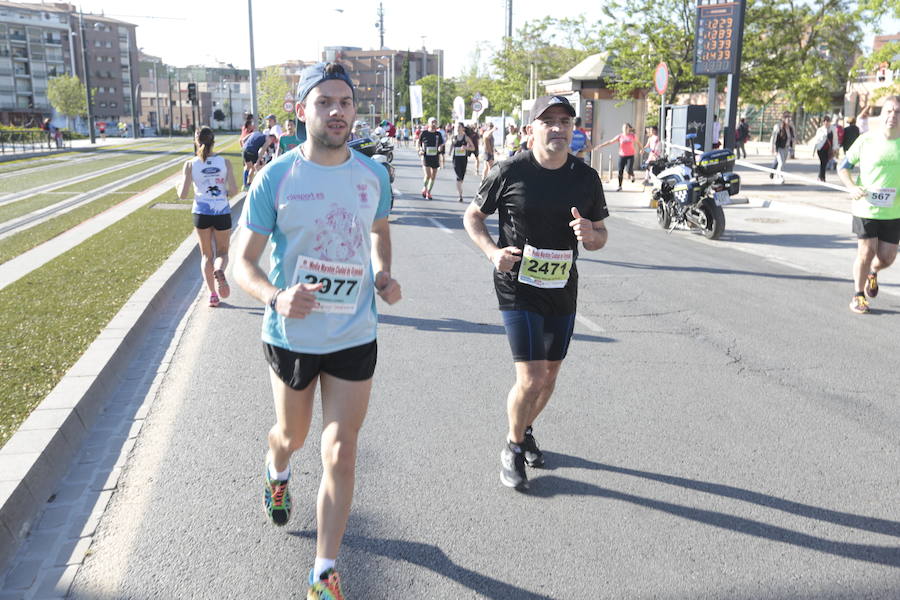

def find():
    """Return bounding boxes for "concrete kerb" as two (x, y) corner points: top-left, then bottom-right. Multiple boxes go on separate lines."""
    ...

(0, 192), (246, 571)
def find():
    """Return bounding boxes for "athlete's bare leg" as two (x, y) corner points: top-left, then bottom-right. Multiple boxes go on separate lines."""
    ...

(506, 360), (562, 444)
(853, 238), (897, 292)
(316, 373), (372, 559)
(195, 227), (216, 294)
(212, 228), (231, 273)
(266, 370), (316, 474)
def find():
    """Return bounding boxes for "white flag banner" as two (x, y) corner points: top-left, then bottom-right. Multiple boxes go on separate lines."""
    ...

(453, 96), (465, 121)
(410, 85), (424, 119)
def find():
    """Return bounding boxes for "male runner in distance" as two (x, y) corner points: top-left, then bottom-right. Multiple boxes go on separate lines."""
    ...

(234, 62), (401, 599)
(463, 95), (608, 491)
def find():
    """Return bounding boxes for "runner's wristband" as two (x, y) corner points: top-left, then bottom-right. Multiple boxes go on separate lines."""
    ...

(268, 288), (283, 311)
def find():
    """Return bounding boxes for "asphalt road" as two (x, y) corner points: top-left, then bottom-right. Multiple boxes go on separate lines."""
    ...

(70, 147), (900, 599)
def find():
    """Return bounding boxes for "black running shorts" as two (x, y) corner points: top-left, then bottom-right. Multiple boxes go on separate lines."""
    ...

(193, 213), (232, 231)
(423, 155), (440, 169)
(263, 340), (377, 391)
(243, 148), (260, 164)
(501, 310), (576, 362)
(852, 216), (900, 244)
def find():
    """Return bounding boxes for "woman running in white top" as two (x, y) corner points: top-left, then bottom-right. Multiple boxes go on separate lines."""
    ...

(176, 126), (238, 307)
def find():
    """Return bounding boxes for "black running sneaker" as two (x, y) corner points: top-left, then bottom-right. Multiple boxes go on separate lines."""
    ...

(522, 426), (545, 468)
(500, 442), (528, 491)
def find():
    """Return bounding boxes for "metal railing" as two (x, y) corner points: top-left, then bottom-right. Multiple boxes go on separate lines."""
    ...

(0, 129), (72, 154)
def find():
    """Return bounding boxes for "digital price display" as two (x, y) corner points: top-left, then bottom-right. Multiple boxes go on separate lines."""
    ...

(693, 2), (742, 75)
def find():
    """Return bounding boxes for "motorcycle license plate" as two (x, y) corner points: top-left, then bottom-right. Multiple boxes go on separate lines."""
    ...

(714, 190), (730, 206)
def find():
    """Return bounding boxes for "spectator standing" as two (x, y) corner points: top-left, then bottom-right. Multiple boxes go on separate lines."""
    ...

(594, 123), (638, 191)
(813, 115), (837, 182)
(842, 116), (860, 154)
(735, 117), (750, 159)
(570, 117), (589, 160)
(769, 112), (794, 184)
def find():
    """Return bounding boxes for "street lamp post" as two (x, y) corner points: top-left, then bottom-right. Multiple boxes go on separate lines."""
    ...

(77, 11), (95, 144)
(248, 0), (258, 119)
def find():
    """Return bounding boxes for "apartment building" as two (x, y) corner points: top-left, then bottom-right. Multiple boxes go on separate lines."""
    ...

(0, 1), (71, 125)
(0, 2), (139, 131)
(322, 46), (442, 122)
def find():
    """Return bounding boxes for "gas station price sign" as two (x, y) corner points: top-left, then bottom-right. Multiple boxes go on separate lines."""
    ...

(693, 2), (742, 75)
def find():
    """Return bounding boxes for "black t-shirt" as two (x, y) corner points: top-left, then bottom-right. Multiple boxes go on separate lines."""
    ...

(842, 124), (859, 151)
(419, 130), (442, 155)
(474, 150), (609, 315)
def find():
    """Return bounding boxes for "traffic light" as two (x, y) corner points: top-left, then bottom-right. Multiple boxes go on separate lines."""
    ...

(187, 83), (197, 104)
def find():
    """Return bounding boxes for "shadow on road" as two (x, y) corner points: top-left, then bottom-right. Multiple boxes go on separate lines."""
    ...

(288, 530), (555, 600)
(527, 451), (900, 567)
(586, 258), (848, 284)
(722, 230), (857, 250)
(379, 314), (615, 344)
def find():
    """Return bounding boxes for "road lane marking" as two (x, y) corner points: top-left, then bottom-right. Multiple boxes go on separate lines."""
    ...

(576, 314), (604, 332)
(427, 217), (454, 234)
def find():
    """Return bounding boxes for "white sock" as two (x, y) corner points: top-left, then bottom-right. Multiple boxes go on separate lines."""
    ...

(267, 459), (290, 481)
(313, 557), (336, 580)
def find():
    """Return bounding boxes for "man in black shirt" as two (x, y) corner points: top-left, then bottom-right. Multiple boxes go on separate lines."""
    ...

(463, 95), (609, 491)
(418, 117), (443, 199)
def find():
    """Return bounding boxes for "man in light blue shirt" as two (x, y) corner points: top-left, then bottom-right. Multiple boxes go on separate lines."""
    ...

(234, 61), (401, 600)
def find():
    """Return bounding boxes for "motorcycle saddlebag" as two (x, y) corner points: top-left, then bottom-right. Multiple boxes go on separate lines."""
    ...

(672, 181), (699, 205)
(696, 149), (735, 176)
(722, 172), (740, 196)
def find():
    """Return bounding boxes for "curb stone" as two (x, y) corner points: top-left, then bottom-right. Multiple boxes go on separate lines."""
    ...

(0, 193), (245, 572)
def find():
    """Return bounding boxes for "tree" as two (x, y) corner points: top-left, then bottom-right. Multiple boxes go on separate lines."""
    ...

(212, 108), (226, 128)
(256, 66), (292, 123)
(488, 16), (599, 114)
(47, 75), (87, 128)
(595, 0), (895, 113)
(396, 53), (411, 123)
(416, 74), (457, 123)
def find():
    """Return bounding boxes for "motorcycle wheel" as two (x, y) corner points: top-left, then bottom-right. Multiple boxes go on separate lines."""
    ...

(656, 199), (671, 229)
(698, 198), (726, 240)
(386, 151), (393, 163)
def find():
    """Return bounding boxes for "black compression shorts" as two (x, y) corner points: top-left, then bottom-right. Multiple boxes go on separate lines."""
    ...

(501, 310), (576, 362)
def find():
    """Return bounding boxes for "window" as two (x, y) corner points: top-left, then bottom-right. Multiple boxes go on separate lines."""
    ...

(110, 101), (117, 107)
(105, 40), (112, 48)
(98, 101), (106, 107)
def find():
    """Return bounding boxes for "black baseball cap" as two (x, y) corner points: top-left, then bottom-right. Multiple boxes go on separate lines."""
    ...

(531, 95), (576, 120)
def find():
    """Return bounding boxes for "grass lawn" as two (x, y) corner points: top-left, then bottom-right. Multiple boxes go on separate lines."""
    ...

(0, 142), (244, 447)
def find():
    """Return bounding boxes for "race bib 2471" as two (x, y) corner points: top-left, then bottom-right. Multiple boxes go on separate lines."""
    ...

(517, 245), (573, 289)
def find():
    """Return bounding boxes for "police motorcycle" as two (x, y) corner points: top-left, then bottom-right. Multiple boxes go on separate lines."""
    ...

(374, 136), (394, 163)
(651, 134), (739, 240)
(348, 133), (395, 185)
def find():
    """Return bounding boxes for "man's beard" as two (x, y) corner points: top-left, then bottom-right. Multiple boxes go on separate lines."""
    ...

(308, 121), (350, 149)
